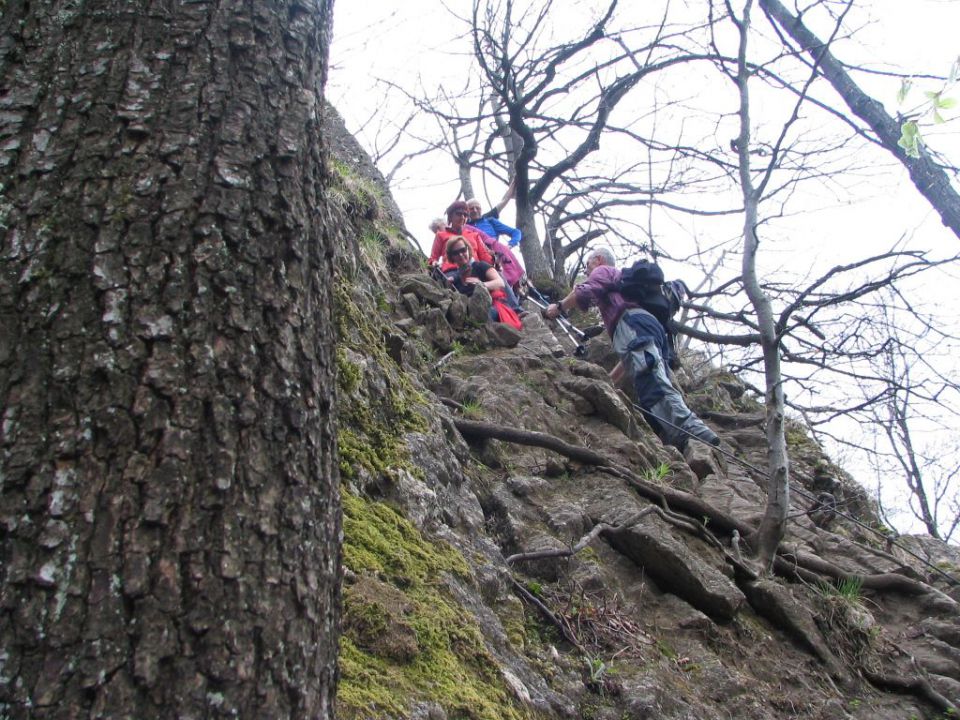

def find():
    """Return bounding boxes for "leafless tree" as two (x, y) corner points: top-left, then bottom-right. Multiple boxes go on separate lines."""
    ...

(470, 0), (726, 282)
(725, 0), (791, 570)
(811, 298), (960, 542)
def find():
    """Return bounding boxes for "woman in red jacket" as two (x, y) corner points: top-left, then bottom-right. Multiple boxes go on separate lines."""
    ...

(429, 201), (494, 270)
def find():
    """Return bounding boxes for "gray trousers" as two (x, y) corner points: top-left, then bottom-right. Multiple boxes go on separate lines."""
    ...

(612, 311), (716, 449)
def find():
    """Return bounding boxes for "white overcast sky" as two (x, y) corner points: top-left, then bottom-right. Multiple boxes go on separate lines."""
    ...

(327, 1), (960, 536)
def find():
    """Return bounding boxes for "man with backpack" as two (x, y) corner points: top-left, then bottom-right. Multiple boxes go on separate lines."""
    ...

(544, 247), (719, 452)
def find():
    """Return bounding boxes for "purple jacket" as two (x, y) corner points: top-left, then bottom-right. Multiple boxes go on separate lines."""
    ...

(475, 231), (525, 288)
(574, 265), (637, 337)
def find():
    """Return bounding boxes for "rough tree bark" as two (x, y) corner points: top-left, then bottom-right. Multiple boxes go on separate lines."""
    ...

(0, 0), (340, 717)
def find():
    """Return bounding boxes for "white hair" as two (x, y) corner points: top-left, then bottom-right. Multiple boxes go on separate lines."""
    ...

(428, 217), (446, 233)
(590, 247), (616, 266)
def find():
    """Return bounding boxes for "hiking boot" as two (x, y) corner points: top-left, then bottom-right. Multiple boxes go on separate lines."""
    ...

(692, 427), (720, 447)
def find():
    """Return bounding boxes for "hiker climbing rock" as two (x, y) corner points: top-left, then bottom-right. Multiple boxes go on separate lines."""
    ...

(466, 195), (521, 247)
(429, 201), (494, 268)
(544, 247), (719, 452)
(429, 201), (523, 313)
(443, 236), (522, 330)
(466, 197), (526, 296)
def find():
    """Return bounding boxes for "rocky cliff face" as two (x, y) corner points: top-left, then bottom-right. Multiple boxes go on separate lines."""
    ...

(324, 105), (960, 720)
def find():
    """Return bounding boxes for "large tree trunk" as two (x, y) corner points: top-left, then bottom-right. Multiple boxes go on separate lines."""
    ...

(759, 0), (960, 241)
(0, 0), (341, 717)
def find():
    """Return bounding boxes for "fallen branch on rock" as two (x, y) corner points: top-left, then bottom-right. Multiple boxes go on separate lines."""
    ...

(506, 508), (655, 565)
(509, 577), (584, 652)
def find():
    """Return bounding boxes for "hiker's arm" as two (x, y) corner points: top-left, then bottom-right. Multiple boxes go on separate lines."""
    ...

(546, 266), (612, 318)
(491, 218), (521, 247)
(544, 291), (577, 319)
(429, 233), (445, 265)
(471, 234), (494, 265)
(469, 266), (504, 292)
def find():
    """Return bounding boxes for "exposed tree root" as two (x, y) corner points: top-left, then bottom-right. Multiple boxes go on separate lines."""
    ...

(699, 410), (765, 428)
(863, 665), (959, 716)
(439, 396), (464, 411)
(453, 418), (951, 602)
(453, 418), (614, 467)
(778, 546), (956, 603)
(506, 508), (655, 565)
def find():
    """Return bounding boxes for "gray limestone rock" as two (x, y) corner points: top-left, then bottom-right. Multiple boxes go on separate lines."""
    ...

(466, 283), (492, 324)
(446, 292), (468, 330)
(420, 306), (455, 352)
(399, 273), (451, 306)
(561, 375), (639, 439)
(516, 311), (567, 358)
(484, 321), (522, 348)
(604, 513), (746, 621)
(401, 292), (422, 319)
(683, 438), (722, 480)
(742, 578), (846, 681)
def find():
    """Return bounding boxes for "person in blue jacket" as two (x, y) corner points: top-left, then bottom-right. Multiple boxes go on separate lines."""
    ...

(466, 196), (522, 247)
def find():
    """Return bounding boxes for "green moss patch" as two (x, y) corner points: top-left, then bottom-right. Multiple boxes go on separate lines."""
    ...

(338, 493), (532, 720)
(335, 283), (428, 481)
(341, 493), (468, 582)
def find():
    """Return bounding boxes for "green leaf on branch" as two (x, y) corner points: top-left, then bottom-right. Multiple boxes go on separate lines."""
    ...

(898, 120), (921, 158)
(936, 96), (957, 110)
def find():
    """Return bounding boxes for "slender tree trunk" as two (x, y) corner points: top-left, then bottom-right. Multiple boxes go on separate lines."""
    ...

(514, 163), (552, 283)
(0, 0), (340, 717)
(733, 0), (789, 571)
(759, 0), (960, 241)
(886, 389), (940, 538)
(456, 153), (475, 200)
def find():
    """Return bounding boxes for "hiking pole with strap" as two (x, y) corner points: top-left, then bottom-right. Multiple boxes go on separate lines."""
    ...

(526, 294), (586, 356)
(525, 293), (603, 357)
(525, 284), (604, 340)
(429, 264), (454, 290)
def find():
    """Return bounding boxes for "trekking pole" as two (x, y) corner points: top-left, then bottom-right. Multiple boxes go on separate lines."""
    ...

(526, 294), (587, 356)
(525, 290), (604, 342)
(524, 294), (605, 357)
(429, 264), (454, 290)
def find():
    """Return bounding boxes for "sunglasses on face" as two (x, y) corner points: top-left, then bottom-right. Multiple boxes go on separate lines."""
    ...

(449, 247), (469, 258)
